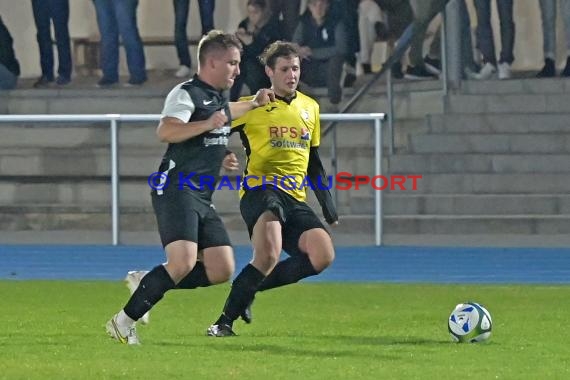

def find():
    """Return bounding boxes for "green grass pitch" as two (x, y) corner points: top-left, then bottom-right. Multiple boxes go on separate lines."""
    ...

(1, 281), (569, 379)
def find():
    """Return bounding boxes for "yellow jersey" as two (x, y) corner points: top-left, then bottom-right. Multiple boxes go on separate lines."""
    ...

(231, 91), (320, 201)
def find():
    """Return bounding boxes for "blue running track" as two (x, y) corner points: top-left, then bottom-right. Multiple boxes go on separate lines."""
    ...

(1, 245), (569, 283)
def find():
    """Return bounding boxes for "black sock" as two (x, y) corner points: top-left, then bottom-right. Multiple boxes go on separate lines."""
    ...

(123, 265), (175, 321)
(175, 261), (211, 289)
(257, 255), (318, 292)
(216, 264), (265, 326)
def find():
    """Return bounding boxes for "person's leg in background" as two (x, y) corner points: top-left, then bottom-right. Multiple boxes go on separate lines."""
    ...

(537, 0), (556, 77)
(425, 23), (442, 76)
(198, 0), (215, 35)
(495, 0), (514, 79)
(405, 0), (447, 79)
(114, 0), (147, 85)
(357, 0), (385, 75)
(458, 0), (479, 76)
(384, 0), (414, 78)
(0, 64), (18, 90)
(341, 0), (359, 86)
(173, 0), (192, 77)
(31, 0), (55, 87)
(326, 54), (344, 109)
(50, 0), (72, 85)
(93, 0), (120, 86)
(473, 0), (498, 79)
(559, 0), (570, 75)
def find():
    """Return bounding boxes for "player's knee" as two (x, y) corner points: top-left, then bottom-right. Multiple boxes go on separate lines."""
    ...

(164, 262), (192, 283)
(253, 250), (280, 273)
(308, 247), (335, 272)
(209, 260), (234, 284)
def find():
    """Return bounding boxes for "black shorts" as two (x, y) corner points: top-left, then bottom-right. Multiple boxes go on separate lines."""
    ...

(151, 190), (231, 249)
(240, 186), (327, 256)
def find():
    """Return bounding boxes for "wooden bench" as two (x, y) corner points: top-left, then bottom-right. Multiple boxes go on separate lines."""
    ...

(72, 35), (202, 76)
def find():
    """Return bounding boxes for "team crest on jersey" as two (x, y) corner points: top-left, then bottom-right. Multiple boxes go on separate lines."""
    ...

(300, 128), (310, 141)
(300, 109), (310, 121)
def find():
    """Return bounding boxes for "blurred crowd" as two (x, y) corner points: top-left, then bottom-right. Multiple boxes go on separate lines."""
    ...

(1, 0), (570, 106)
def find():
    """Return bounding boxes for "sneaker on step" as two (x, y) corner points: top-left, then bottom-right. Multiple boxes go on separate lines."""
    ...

(175, 65), (192, 78)
(424, 55), (442, 76)
(561, 57), (570, 77)
(391, 61), (404, 79)
(206, 323), (237, 337)
(404, 65), (437, 80)
(537, 58), (556, 78)
(96, 77), (119, 88)
(106, 314), (140, 345)
(33, 76), (54, 88)
(474, 62), (497, 80)
(125, 270), (150, 324)
(497, 62), (512, 80)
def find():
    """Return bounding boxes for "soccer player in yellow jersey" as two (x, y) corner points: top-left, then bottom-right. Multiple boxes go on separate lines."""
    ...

(208, 41), (338, 336)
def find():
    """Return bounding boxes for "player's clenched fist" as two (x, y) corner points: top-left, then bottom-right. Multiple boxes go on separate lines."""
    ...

(207, 109), (228, 130)
(252, 88), (276, 107)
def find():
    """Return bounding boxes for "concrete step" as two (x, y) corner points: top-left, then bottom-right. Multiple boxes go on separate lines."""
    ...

(426, 113), (570, 134)
(0, 147), (164, 176)
(4, 204), (568, 235)
(0, 178), (150, 206)
(350, 194), (570, 215)
(0, 177), (356, 217)
(408, 133), (570, 154)
(0, 118), (423, 150)
(388, 153), (570, 173)
(348, 87), (444, 120)
(0, 144), (387, 178)
(461, 77), (570, 95)
(446, 93), (570, 114)
(2, 88), (168, 115)
(382, 214), (570, 234)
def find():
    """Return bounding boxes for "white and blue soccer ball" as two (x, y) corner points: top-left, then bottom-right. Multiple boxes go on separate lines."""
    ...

(448, 302), (492, 343)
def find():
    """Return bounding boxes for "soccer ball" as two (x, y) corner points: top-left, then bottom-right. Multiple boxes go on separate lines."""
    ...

(448, 302), (492, 343)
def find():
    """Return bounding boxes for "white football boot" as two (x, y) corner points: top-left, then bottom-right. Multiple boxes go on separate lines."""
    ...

(106, 313), (140, 345)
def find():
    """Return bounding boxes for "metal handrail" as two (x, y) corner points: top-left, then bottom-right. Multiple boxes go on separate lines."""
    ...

(0, 113), (387, 246)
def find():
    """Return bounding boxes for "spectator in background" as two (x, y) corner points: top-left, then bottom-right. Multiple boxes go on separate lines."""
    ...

(405, 0), (448, 80)
(473, 0), (515, 80)
(293, 0), (348, 111)
(416, 0), (480, 79)
(331, 0), (358, 87)
(173, 0), (216, 78)
(230, 0), (283, 100)
(0, 16), (20, 90)
(537, 0), (570, 77)
(373, 0), (415, 78)
(92, 0), (147, 87)
(357, 0), (387, 75)
(31, 0), (72, 87)
(267, 0), (301, 40)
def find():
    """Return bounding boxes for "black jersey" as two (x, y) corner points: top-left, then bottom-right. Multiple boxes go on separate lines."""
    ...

(156, 75), (232, 201)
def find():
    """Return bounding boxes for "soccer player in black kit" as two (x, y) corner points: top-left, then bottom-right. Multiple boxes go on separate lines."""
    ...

(105, 30), (274, 345)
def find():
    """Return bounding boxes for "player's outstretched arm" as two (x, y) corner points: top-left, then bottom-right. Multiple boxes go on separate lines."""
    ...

(229, 88), (275, 118)
(157, 112), (228, 143)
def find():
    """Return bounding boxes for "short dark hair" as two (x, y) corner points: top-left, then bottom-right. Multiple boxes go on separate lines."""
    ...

(247, 0), (267, 9)
(259, 41), (300, 69)
(198, 30), (242, 66)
